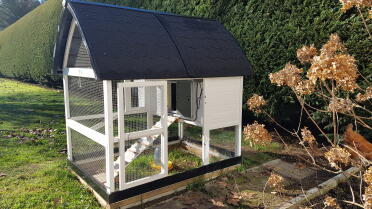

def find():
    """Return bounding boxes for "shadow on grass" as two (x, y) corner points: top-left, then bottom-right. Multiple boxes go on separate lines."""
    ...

(0, 79), (65, 130)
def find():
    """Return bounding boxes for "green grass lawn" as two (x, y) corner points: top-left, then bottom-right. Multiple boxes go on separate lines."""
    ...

(0, 78), (101, 208)
(0, 78), (278, 208)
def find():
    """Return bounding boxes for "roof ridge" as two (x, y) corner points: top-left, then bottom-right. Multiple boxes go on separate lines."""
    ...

(153, 14), (192, 78)
(69, 0), (174, 16)
(68, 0), (217, 22)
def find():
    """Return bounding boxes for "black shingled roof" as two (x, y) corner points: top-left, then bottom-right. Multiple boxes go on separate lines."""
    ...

(53, 0), (253, 80)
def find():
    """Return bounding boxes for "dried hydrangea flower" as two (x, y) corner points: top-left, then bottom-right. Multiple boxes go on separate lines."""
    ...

(247, 94), (266, 113)
(301, 127), (316, 145)
(363, 184), (372, 209)
(339, 0), (372, 12)
(324, 196), (340, 208)
(305, 34), (359, 92)
(267, 173), (284, 190)
(320, 34), (346, 57)
(269, 63), (315, 95)
(294, 80), (316, 95)
(325, 147), (351, 169)
(356, 86), (372, 102)
(327, 98), (354, 113)
(297, 44), (318, 64)
(243, 121), (272, 145)
(364, 166), (372, 185)
(269, 63), (303, 87)
(307, 54), (358, 92)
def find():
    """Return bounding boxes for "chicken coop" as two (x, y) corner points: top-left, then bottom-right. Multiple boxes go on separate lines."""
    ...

(53, 0), (252, 207)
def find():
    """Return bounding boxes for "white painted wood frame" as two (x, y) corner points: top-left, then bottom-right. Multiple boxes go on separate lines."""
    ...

(103, 80), (115, 193)
(63, 75), (73, 161)
(62, 20), (96, 79)
(63, 67), (96, 79)
(62, 20), (76, 69)
(202, 128), (210, 165)
(117, 85), (126, 190)
(66, 119), (106, 147)
(117, 81), (168, 191)
(160, 84), (168, 174)
(201, 78), (209, 165)
(235, 77), (243, 157)
(178, 120), (184, 139)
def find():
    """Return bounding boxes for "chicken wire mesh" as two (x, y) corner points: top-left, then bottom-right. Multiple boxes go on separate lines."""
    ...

(71, 129), (106, 189)
(68, 76), (105, 134)
(124, 138), (161, 183)
(67, 79), (184, 190)
(209, 126), (236, 163)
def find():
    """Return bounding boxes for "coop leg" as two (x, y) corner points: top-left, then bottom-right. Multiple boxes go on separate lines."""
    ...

(63, 75), (73, 161)
(202, 128), (210, 165)
(235, 124), (242, 157)
(178, 120), (184, 140)
(103, 80), (114, 193)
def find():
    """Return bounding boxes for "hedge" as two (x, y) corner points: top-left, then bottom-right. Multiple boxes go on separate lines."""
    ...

(0, 0), (370, 129)
(112, 0), (371, 128)
(0, 0), (62, 87)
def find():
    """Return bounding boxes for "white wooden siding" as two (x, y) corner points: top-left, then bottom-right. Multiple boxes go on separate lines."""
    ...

(203, 77), (243, 130)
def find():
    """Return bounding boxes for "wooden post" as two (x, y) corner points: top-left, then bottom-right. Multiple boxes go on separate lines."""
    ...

(104, 80), (115, 193)
(235, 77), (243, 157)
(63, 75), (73, 161)
(117, 83), (125, 190)
(202, 128), (210, 165)
(161, 84), (168, 174)
(235, 125), (241, 157)
(178, 120), (184, 139)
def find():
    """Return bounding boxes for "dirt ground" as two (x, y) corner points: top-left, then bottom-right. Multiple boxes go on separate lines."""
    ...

(131, 149), (335, 209)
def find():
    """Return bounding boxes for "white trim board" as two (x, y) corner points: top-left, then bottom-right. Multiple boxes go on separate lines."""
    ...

(63, 68), (96, 79)
(66, 119), (106, 147)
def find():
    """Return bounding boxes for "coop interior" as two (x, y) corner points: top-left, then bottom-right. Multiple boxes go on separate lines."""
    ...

(66, 77), (241, 193)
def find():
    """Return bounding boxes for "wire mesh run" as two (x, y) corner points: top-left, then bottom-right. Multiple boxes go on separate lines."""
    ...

(71, 129), (106, 189)
(209, 126), (236, 163)
(68, 77), (105, 134)
(124, 137), (162, 183)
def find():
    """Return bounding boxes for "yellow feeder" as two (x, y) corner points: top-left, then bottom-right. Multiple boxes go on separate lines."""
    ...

(150, 161), (174, 171)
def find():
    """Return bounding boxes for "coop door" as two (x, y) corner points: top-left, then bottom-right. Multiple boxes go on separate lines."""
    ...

(176, 81), (192, 118)
(123, 86), (146, 113)
(116, 81), (169, 190)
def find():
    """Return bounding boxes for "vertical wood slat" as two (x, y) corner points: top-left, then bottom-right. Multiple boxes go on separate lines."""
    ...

(117, 85), (126, 190)
(104, 80), (115, 193)
(178, 120), (184, 139)
(63, 75), (73, 161)
(202, 128), (210, 165)
(235, 77), (243, 157)
(161, 83), (168, 174)
(202, 78), (209, 165)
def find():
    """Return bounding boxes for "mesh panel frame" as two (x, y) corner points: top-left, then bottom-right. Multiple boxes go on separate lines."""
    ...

(71, 129), (106, 189)
(68, 77), (105, 134)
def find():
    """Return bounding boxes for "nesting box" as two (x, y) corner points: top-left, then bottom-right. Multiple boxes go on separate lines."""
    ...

(53, 0), (252, 207)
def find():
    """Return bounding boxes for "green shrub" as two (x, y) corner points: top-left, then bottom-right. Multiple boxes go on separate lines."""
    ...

(0, 0), (62, 87)
(112, 0), (371, 128)
(0, 0), (370, 129)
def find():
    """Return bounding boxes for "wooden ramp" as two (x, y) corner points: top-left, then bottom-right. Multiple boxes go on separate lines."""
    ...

(113, 116), (178, 176)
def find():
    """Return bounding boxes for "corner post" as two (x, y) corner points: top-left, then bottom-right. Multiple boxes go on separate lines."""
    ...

(235, 125), (242, 157)
(160, 82), (168, 174)
(202, 78), (209, 165)
(178, 120), (184, 139)
(202, 128), (210, 165)
(117, 83), (126, 190)
(63, 75), (73, 161)
(235, 76), (243, 157)
(103, 80), (114, 193)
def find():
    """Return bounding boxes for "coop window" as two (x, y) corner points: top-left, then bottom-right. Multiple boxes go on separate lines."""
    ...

(131, 87), (139, 107)
(169, 80), (202, 122)
(124, 86), (145, 112)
